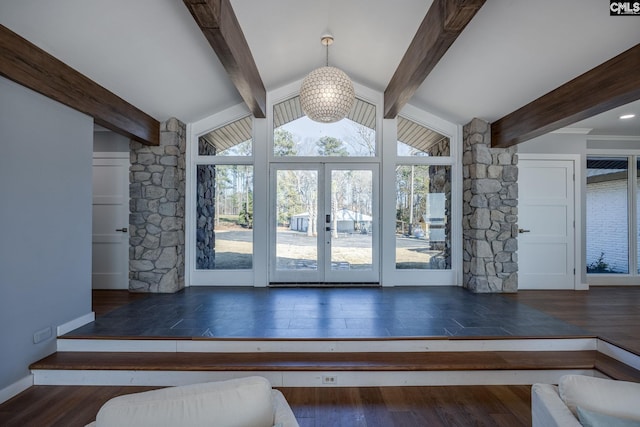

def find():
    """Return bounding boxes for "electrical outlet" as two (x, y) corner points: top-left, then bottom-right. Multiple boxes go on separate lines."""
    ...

(33, 327), (52, 344)
(322, 375), (337, 384)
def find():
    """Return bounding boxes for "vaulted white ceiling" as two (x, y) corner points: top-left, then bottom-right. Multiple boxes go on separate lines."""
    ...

(1, 0), (639, 134)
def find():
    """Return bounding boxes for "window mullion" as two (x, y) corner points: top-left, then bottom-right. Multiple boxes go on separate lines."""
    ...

(630, 156), (638, 276)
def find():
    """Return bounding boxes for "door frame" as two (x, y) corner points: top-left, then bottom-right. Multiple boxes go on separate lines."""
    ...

(518, 153), (584, 290)
(269, 162), (380, 284)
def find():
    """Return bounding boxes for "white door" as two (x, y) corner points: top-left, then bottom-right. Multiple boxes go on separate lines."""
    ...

(518, 159), (575, 290)
(270, 163), (379, 283)
(92, 155), (129, 289)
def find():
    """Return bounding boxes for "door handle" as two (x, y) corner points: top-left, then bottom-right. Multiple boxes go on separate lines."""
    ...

(518, 228), (530, 234)
(116, 227), (128, 233)
(326, 227), (332, 232)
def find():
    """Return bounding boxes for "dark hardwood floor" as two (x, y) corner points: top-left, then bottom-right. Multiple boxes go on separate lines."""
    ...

(0, 385), (532, 427)
(76, 287), (588, 339)
(89, 288), (640, 354)
(91, 289), (148, 317)
(508, 286), (640, 355)
(1, 286), (637, 426)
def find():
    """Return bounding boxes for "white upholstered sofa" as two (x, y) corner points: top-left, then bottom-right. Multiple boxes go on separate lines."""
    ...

(532, 375), (640, 427)
(86, 376), (299, 427)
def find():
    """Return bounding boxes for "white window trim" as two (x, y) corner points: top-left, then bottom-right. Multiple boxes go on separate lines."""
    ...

(186, 104), (256, 286)
(185, 83), (462, 287)
(381, 104), (461, 286)
(586, 148), (640, 285)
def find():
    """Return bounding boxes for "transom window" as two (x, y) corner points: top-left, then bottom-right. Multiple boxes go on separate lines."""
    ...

(198, 115), (252, 156)
(273, 96), (377, 157)
(397, 115), (450, 157)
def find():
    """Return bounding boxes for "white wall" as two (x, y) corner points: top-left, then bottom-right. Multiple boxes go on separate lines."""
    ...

(94, 129), (130, 152)
(0, 77), (93, 392)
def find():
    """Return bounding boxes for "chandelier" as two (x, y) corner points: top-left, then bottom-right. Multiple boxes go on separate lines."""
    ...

(299, 35), (355, 123)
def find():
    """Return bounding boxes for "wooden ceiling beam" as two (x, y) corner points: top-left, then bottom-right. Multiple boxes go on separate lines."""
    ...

(184, 0), (266, 118)
(491, 43), (640, 148)
(0, 24), (159, 146)
(383, 0), (486, 119)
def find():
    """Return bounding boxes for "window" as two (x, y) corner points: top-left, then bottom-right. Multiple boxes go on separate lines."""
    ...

(198, 116), (252, 156)
(394, 115), (453, 271)
(637, 157), (640, 274)
(195, 116), (253, 270)
(395, 165), (451, 269)
(397, 116), (450, 157)
(586, 156), (629, 274)
(273, 96), (376, 157)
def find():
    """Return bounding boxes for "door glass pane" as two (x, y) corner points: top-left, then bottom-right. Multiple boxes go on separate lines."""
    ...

(276, 170), (318, 270)
(330, 169), (373, 271)
(395, 165), (451, 269)
(586, 156), (628, 274)
(273, 96), (376, 157)
(196, 165), (253, 270)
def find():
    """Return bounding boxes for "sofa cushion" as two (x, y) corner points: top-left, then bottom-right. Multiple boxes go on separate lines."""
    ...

(577, 406), (640, 427)
(94, 376), (275, 427)
(531, 383), (582, 427)
(559, 375), (640, 421)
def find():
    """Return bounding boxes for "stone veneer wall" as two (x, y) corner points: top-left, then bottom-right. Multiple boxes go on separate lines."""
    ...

(129, 118), (186, 293)
(462, 118), (518, 292)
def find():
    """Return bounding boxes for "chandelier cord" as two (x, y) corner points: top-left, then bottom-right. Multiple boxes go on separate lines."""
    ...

(325, 42), (329, 67)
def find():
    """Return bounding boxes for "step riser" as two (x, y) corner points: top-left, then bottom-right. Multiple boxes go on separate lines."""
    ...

(32, 369), (604, 387)
(598, 340), (640, 371)
(34, 338), (638, 388)
(57, 338), (598, 353)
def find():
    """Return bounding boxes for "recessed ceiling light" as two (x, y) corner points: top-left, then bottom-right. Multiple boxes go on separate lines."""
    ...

(619, 114), (636, 120)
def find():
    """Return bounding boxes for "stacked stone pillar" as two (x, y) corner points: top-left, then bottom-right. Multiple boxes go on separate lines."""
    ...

(462, 118), (518, 292)
(129, 118), (186, 293)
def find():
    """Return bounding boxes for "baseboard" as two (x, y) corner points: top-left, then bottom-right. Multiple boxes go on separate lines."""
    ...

(0, 374), (33, 404)
(57, 312), (95, 337)
(576, 282), (589, 290)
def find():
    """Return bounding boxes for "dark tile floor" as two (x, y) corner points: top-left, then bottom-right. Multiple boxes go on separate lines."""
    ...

(65, 286), (589, 339)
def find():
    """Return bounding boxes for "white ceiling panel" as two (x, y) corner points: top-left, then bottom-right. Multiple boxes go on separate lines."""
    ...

(1, 0), (638, 136)
(410, 0), (640, 125)
(0, 0), (241, 123)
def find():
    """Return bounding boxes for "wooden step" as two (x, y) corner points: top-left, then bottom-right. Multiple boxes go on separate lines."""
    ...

(595, 352), (640, 382)
(31, 350), (600, 373)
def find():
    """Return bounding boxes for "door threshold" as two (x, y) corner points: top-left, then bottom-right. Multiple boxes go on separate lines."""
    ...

(269, 282), (380, 288)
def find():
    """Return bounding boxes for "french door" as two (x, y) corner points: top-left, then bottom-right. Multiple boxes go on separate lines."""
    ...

(270, 163), (379, 284)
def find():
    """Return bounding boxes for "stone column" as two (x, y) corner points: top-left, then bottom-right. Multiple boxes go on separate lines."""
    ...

(129, 118), (186, 293)
(462, 118), (518, 292)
